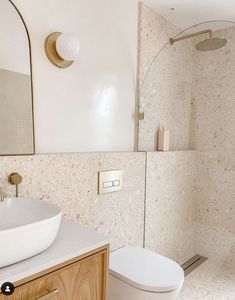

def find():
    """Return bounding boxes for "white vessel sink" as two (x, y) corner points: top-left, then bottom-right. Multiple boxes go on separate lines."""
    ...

(0, 198), (62, 268)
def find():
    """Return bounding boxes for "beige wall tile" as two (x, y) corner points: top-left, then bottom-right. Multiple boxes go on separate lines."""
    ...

(145, 151), (197, 264)
(0, 152), (146, 251)
(138, 4), (195, 151)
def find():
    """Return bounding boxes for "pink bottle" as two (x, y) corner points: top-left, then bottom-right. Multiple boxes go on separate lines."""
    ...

(157, 127), (170, 151)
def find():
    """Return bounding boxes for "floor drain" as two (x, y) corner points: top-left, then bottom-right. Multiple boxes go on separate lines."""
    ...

(181, 255), (208, 276)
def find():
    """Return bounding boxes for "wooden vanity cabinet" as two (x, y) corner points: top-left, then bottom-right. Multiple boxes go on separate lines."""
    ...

(0, 245), (109, 300)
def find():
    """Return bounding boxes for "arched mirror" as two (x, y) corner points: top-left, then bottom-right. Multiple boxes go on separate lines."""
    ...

(0, 0), (34, 155)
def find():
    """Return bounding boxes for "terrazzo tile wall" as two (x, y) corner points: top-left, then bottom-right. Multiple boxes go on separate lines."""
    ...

(138, 4), (198, 264)
(0, 152), (145, 251)
(192, 26), (235, 152)
(138, 4), (195, 151)
(145, 151), (197, 264)
(138, 4), (234, 264)
(193, 26), (235, 265)
(196, 151), (235, 266)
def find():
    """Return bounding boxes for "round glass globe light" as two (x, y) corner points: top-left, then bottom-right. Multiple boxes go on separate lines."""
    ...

(56, 33), (80, 61)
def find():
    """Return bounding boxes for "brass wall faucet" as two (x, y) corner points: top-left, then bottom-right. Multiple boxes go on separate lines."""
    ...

(8, 172), (23, 197)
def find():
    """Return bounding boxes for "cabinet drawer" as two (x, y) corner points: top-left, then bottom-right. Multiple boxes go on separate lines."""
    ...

(0, 250), (107, 300)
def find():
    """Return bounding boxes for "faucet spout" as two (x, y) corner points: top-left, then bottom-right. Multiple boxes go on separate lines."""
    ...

(0, 187), (5, 202)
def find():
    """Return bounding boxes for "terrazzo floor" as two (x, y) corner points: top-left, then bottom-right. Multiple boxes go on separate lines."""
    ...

(179, 260), (235, 300)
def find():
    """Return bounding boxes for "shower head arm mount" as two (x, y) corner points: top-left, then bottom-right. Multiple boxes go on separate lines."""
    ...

(169, 29), (213, 45)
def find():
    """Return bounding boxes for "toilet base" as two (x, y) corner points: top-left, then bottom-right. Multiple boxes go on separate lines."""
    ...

(108, 275), (183, 300)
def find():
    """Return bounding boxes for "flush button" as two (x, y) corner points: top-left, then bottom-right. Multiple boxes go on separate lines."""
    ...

(103, 181), (113, 188)
(98, 170), (123, 194)
(113, 180), (120, 187)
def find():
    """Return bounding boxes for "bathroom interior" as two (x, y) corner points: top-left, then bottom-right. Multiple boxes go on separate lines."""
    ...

(0, 0), (234, 299)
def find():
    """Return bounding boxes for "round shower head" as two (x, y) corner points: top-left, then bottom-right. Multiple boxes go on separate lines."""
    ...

(196, 37), (227, 51)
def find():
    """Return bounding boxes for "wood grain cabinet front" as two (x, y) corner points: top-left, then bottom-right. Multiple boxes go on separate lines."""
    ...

(0, 247), (109, 300)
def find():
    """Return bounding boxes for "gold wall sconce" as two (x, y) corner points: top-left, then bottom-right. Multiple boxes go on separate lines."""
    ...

(44, 32), (80, 68)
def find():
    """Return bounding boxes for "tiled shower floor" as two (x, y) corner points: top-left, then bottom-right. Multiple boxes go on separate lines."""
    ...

(179, 260), (235, 300)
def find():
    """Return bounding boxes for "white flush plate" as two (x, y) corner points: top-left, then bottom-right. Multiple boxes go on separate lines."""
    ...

(98, 170), (123, 194)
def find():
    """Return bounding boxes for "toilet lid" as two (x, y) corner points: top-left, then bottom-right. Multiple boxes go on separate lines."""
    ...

(110, 247), (184, 293)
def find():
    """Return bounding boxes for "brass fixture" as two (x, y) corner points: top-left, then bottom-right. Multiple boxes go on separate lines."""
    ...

(0, 187), (5, 202)
(137, 112), (145, 121)
(8, 172), (23, 197)
(169, 29), (213, 45)
(181, 255), (208, 276)
(196, 36), (227, 51)
(44, 32), (80, 68)
(169, 29), (227, 51)
(44, 32), (73, 68)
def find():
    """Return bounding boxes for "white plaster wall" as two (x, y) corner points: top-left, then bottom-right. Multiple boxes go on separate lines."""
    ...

(0, 0), (30, 74)
(11, 0), (138, 153)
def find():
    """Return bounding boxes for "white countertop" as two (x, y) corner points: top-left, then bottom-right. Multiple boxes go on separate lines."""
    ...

(0, 219), (109, 287)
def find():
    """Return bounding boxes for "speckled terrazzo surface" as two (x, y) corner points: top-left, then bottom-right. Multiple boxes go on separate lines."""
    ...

(179, 260), (235, 300)
(138, 4), (235, 266)
(138, 5), (235, 155)
(138, 4), (195, 151)
(192, 26), (235, 265)
(0, 152), (145, 251)
(195, 150), (235, 265)
(192, 26), (235, 153)
(145, 151), (197, 264)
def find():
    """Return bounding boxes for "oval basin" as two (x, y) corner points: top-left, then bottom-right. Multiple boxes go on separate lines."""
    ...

(0, 198), (62, 268)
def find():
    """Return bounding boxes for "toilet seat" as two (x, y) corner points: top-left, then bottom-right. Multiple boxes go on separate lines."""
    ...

(110, 247), (184, 293)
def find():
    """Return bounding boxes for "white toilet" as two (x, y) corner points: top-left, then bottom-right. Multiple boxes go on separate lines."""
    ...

(109, 247), (184, 300)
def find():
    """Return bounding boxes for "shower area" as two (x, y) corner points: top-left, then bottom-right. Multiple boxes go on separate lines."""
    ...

(137, 4), (235, 298)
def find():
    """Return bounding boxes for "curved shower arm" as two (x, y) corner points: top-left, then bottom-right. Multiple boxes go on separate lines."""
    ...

(169, 29), (213, 45)
(139, 20), (234, 90)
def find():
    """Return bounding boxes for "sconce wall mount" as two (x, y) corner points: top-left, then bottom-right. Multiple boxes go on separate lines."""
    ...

(44, 32), (80, 68)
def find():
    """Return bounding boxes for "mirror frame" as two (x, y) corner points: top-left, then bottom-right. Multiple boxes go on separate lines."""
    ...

(0, 0), (35, 156)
